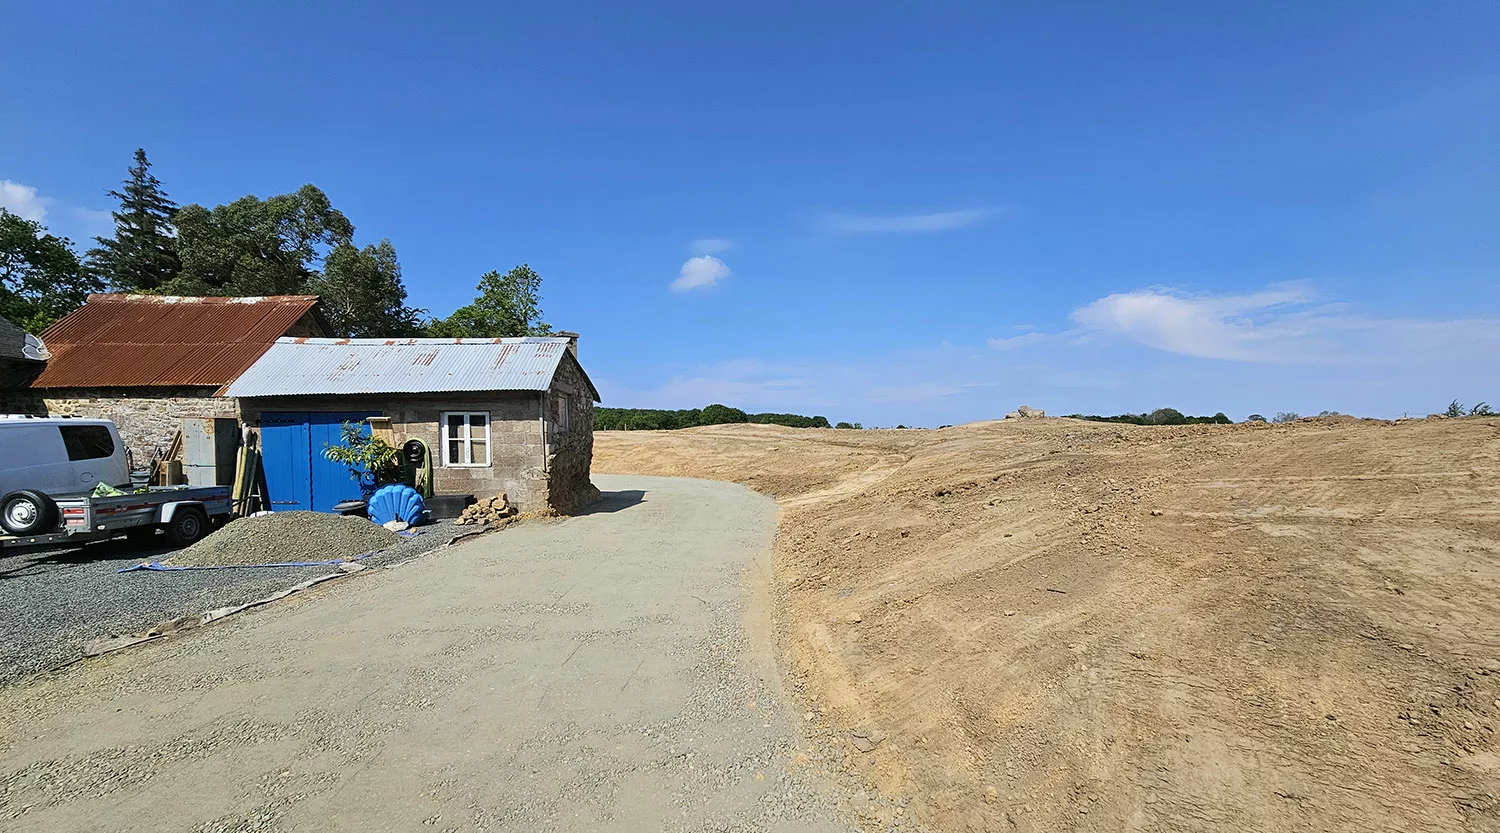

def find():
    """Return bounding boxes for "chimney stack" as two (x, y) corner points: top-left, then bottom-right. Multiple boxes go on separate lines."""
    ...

(555, 330), (579, 359)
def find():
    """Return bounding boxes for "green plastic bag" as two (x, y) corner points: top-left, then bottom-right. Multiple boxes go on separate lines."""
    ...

(92, 482), (128, 497)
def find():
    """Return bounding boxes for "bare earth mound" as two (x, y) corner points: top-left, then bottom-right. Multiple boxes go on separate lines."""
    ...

(594, 418), (1500, 832)
(165, 511), (400, 567)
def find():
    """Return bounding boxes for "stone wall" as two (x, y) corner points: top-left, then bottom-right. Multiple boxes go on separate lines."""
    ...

(543, 354), (600, 513)
(0, 387), (237, 465)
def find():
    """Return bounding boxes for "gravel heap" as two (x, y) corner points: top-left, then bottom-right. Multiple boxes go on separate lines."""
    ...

(165, 511), (401, 567)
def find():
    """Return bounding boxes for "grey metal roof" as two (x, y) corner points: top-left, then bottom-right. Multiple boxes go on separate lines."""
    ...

(224, 337), (595, 398)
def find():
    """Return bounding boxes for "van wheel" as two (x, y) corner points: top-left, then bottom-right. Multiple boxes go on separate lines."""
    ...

(1, 490), (58, 536)
(165, 508), (208, 547)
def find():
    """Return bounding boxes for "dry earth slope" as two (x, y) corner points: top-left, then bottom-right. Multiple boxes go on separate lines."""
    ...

(594, 417), (1500, 833)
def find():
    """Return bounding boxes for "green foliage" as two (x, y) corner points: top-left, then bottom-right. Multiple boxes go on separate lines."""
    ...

(0, 209), (103, 332)
(427, 264), (551, 337)
(171, 184), (355, 296)
(700, 403), (749, 425)
(310, 240), (426, 337)
(86, 149), (180, 292)
(1245, 414), (1267, 423)
(1445, 400), (1466, 418)
(1067, 408), (1232, 426)
(1272, 412), (1301, 423)
(596, 405), (831, 431)
(321, 422), (401, 484)
(1471, 402), (1493, 416)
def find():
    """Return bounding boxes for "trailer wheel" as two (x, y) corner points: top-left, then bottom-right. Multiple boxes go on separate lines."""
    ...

(1, 490), (58, 536)
(165, 508), (208, 547)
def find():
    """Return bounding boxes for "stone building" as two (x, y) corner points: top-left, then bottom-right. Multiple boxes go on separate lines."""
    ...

(0, 294), (327, 463)
(225, 335), (600, 514)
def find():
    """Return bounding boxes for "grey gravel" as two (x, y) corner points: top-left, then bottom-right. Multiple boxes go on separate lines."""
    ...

(0, 518), (465, 686)
(167, 511), (400, 567)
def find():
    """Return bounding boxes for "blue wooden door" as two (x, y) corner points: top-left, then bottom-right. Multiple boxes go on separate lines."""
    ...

(310, 413), (377, 511)
(260, 412), (379, 512)
(260, 412), (313, 511)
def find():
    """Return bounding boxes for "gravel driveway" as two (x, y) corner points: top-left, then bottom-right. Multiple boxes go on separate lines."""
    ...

(0, 476), (855, 832)
(0, 520), (467, 686)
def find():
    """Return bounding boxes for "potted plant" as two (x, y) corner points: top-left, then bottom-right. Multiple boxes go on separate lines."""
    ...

(322, 421), (401, 499)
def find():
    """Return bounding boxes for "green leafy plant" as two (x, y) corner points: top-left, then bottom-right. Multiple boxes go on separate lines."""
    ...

(322, 422), (400, 485)
(1446, 400), (1466, 418)
(1470, 402), (1493, 416)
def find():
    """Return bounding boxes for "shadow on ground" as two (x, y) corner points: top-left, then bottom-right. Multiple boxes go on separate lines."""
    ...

(574, 489), (647, 516)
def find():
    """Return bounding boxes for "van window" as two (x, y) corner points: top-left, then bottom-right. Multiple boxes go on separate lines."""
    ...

(60, 425), (115, 461)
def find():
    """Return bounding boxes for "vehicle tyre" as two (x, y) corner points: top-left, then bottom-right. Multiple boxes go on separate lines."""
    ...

(126, 525), (159, 544)
(1, 490), (58, 536)
(165, 507), (208, 547)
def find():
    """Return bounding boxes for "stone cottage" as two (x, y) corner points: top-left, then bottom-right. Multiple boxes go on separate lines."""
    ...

(0, 294), (327, 462)
(224, 335), (600, 513)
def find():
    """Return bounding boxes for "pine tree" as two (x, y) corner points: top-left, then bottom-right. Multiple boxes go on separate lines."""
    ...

(87, 148), (180, 291)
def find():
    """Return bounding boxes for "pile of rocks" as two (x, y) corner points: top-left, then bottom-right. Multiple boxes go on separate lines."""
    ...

(455, 492), (517, 526)
(1005, 405), (1046, 420)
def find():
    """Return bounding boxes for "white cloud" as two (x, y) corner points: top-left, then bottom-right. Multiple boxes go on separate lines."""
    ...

(671, 255), (732, 292)
(690, 238), (732, 255)
(71, 206), (115, 238)
(1070, 284), (1317, 361)
(0, 180), (48, 222)
(823, 208), (992, 234)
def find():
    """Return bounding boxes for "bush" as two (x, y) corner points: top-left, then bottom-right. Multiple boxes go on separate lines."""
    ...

(1272, 412), (1301, 423)
(1471, 402), (1493, 416)
(1245, 414), (1267, 423)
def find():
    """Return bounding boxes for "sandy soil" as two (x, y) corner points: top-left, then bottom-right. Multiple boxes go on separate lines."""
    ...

(594, 417), (1500, 832)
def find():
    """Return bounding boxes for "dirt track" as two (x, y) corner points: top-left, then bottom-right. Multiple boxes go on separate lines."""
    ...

(594, 417), (1500, 832)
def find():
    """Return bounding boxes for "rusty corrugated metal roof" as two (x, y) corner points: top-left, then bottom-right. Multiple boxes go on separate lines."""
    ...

(32, 294), (322, 388)
(225, 337), (601, 401)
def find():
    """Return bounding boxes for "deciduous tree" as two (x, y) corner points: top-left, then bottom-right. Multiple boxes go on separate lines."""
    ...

(0, 209), (102, 332)
(428, 264), (551, 338)
(310, 240), (425, 337)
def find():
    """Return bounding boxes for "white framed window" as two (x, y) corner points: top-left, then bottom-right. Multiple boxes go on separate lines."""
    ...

(442, 411), (490, 466)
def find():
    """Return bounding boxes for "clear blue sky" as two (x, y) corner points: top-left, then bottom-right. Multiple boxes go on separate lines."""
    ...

(4, 1), (1497, 424)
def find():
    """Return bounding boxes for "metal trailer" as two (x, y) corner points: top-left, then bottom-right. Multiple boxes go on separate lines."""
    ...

(0, 486), (233, 552)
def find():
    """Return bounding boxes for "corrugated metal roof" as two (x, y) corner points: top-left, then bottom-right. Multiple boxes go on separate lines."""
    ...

(225, 337), (600, 399)
(32, 294), (322, 388)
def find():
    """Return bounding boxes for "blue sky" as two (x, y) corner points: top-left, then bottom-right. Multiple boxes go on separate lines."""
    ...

(3, 1), (1497, 425)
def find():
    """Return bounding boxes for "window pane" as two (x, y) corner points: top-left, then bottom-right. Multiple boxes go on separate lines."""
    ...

(60, 425), (115, 461)
(445, 414), (464, 439)
(468, 413), (488, 434)
(447, 439), (462, 464)
(470, 440), (488, 465)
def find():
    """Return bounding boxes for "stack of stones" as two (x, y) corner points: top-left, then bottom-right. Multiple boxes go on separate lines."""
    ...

(455, 492), (517, 526)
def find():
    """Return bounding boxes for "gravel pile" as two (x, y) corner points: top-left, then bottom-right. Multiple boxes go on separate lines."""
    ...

(165, 512), (401, 567)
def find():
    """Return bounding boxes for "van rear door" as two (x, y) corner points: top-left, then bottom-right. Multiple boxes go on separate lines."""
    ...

(58, 424), (127, 493)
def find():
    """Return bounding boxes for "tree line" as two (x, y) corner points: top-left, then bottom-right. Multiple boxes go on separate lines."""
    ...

(0, 149), (550, 337)
(1065, 408), (1232, 425)
(595, 404), (832, 431)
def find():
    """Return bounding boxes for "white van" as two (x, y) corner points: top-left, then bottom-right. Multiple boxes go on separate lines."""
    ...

(0, 416), (130, 499)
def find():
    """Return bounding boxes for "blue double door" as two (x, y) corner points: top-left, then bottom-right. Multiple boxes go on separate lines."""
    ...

(260, 412), (379, 512)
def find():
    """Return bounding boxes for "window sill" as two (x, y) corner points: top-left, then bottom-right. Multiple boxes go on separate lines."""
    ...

(442, 463), (493, 468)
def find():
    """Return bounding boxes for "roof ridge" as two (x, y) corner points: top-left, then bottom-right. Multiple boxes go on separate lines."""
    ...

(84, 293), (321, 304)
